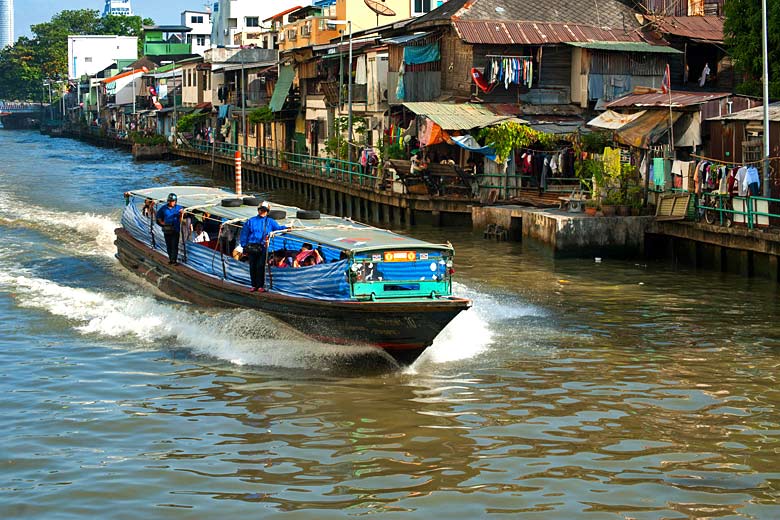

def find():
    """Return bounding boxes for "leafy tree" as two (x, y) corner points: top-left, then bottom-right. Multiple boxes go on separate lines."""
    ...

(0, 9), (154, 101)
(724, 0), (780, 98)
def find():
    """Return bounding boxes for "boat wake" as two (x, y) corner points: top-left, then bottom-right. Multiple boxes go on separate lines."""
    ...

(0, 189), (118, 257)
(0, 266), (384, 370)
(412, 282), (548, 368)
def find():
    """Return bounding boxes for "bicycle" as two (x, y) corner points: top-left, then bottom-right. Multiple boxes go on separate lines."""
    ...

(701, 192), (733, 227)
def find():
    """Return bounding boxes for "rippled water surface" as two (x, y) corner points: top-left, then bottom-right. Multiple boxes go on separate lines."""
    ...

(1, 131), (779, 519)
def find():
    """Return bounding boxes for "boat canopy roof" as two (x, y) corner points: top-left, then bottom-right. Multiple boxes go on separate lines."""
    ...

(128, 186), (452, 253)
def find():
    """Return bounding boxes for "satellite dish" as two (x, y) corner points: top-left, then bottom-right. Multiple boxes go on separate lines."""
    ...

(364, 0), (396, 26)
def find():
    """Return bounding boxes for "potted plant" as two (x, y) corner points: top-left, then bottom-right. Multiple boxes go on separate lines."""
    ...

(584, 199), (599, 216)
(601, 190), (620, 217)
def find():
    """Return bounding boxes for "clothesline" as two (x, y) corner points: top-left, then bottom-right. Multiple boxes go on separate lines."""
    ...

(485, 55), (533, 59)
(690, 153), (780, 166)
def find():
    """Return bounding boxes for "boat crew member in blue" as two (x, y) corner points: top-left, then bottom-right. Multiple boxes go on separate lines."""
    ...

(237, 202), (287, 292)
(156, 193), (183, 265)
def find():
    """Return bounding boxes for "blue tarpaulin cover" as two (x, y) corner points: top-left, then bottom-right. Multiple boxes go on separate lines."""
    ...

(403, 44), (440, 65)
(450, 135), (497, 161)
(122, 202), (352, 300)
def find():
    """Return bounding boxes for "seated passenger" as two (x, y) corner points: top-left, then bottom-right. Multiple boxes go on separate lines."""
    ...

(270, 250), (290, 268)
(142, 198), (155, 217)
(293, 243), (323, 267)
(192, 221), (210, 243)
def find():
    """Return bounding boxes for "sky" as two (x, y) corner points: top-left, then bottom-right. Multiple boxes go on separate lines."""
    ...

(17, 0), (210, 37)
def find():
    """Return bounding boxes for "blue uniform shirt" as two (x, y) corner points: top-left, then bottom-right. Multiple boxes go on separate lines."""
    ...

(240, 215), (286, 247)
(156, 204), (183, 231)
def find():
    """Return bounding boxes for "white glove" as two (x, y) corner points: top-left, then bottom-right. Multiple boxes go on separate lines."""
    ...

(234, 245), (243, 254)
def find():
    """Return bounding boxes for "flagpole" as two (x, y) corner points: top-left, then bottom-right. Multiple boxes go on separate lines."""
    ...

(667, 64), (674, 155)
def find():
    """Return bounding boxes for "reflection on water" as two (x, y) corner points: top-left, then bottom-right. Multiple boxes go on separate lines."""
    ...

(1, 131), (779, 518)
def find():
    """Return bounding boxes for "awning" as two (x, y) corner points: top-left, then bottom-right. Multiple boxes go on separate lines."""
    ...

(614, 110), (682, 149)
(588, 109), (647, 130)
(402, 102), (512, 130)
(212, 61), (277, 73)
(381, 32), (430, 45)
(269, 64), (295, 112)
(567, 41), (682, 54)
(100, 67), (148, 84)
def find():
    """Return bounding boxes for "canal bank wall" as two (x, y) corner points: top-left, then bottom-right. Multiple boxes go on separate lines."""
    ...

(473, 205), (654, 257)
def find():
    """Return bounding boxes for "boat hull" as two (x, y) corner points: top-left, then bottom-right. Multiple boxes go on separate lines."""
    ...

(115, 229), (470, 365)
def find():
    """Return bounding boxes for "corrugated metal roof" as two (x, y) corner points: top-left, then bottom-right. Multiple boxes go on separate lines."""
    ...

(568, 41), (681, 54)
(652, 15), (724, 43)
(402, 102), (512, 130)
(380, 32), (431, 45)
(453, 20), (643, 45)
(707, 102), (780, 122)
(607, 91), (733, 109)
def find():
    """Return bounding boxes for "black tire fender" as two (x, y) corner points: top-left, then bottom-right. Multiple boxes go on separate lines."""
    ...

(221, 198), (243, 207)
(296, 209), (320, 220)
(268, 209), (287, 220)
(243, 196), (261, 206)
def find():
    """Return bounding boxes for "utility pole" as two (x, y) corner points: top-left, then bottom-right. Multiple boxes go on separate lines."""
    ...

(761, 0), (771, 197)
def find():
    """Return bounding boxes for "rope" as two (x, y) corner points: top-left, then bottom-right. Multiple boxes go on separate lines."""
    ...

(690, 153), (780, 166)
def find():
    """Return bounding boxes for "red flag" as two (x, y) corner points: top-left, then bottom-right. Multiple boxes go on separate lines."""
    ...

(661, 63), (671, 94)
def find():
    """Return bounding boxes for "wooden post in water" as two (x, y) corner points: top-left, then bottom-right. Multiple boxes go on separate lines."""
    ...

(234, 151), (243, 196)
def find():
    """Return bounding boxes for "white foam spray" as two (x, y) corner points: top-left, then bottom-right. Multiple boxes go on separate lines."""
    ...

(0, 190), (118, 257)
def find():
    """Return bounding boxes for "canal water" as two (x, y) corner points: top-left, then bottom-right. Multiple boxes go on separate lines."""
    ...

(1, 130), (779, 519)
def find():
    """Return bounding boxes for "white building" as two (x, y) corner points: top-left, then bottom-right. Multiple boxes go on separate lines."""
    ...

(103, 0), (133, 16)
(0, 0), (13, 49)
(182, 10), (212, 55)
(210, 0), (308, 47)
(411, 0), (447, 17)
(67, 35), (138, 79)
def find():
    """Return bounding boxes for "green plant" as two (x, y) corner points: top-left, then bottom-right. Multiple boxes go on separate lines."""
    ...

(476, 121), (557, 162)
(575, 158), (605, 195)
(129, 131), (167, 146)
(585, 199), (600, 209)
(579, 131), (613, 153)
(176, 111), (208, 133)
(248, 106), (274, 124)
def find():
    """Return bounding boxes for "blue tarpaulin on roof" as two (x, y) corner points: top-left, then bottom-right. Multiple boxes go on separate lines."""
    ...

(450, 135), (497, 161)
(403, 44), (440, 65)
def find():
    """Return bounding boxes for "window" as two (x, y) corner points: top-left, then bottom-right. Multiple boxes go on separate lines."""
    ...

(414, 0), (431, 13)
(84, 57), (92, 62)
(191, 15), (204, 24)
(197, 35), (206, 46)
(245, 17), (260, 27)
(301, 23), (311, 36)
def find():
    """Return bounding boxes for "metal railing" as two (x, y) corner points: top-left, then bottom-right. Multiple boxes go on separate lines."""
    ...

(184, 140), (379, 189)
(695, 191), (780, 230)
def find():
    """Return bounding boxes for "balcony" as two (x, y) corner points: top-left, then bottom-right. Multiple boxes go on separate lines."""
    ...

(143, 42), (192, 56)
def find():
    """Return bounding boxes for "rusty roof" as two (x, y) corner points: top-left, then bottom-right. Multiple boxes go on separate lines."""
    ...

(651, 15), (724, 43)
(607, 91), (734, 109)
(412, 0), (642, 35)
(453, 20), (643, 45)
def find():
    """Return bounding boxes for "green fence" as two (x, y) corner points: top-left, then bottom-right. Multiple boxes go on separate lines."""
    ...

(184, 140), (378, 188)
(694, 191), (780, 229)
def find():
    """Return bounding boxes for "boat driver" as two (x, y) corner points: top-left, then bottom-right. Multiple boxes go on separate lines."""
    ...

(156, 192), (183, 265)
(236, 201), (287, 292)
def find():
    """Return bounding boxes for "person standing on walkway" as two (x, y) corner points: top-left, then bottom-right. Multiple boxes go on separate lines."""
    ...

(236, 202), (287, 292)
(156, 193), (183, 265)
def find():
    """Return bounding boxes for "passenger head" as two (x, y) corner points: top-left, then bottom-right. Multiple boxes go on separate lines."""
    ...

(167, 193), (177, 206)
(194, 221), (204, 232)
(258, 205), (269, 216)
(301, 242), (313, 251)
